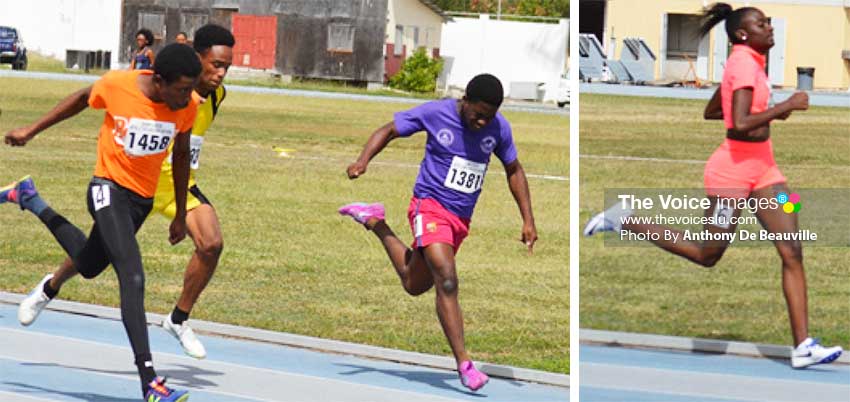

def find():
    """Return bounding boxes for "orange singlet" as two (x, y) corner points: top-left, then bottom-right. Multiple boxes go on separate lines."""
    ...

(89, 70), (198, 198)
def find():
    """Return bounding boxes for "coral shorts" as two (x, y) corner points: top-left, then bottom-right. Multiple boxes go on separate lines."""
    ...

(704, 138), (786, 199)
(407, 197), (471, 252)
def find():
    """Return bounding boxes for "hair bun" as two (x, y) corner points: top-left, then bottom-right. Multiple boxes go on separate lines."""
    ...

(711, 2), (734, 18)
(698, 2), (735, 39)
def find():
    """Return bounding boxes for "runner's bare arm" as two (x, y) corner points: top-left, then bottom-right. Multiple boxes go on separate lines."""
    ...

(4, 86), (92, 146)
(169, 129), (191, 245)
(505, 159), (537, 254)
(730, 89), (807, 134)
(704, 87), (723, 120)
(347, 121), (400, 179)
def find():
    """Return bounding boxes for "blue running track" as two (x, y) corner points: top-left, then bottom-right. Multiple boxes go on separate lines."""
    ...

(581, 344), (849, 402)
(0, 303), (567, 402)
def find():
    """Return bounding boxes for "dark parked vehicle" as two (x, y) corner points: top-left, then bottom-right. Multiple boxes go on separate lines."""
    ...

(0, 26), (27, 70)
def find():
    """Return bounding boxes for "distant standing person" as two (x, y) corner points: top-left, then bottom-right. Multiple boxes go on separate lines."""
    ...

(175, 31), (188, 45)
(131, 28), (155, 70)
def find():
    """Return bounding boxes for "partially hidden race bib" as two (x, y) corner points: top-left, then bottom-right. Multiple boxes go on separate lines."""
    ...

(123, 118), (175, 157)
(444, 156), (486, 194)
(189, 135), (204, 170)
(166, 134), (204, 169)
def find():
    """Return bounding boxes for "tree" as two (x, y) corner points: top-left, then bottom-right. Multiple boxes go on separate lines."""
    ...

(389, 48), (444, 93)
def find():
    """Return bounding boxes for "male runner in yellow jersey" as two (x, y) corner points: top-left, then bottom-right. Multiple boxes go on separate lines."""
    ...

(152, 24), (234, 359)
(18, 24), (235, 360)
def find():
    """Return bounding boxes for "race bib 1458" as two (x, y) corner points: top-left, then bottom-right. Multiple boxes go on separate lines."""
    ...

(123, 118), (175, 157)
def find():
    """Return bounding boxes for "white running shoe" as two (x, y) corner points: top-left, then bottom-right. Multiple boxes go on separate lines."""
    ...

(791, 337), (843, 369)
(583, 203), (633, 236)
(18, 274), (54, 326)
(162, 313), (207, 359)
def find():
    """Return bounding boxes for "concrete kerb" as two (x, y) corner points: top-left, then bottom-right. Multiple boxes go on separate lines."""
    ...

(0, 70), (568, 116)
(580, 328), (850, 365)
(0, 291), (569, 388)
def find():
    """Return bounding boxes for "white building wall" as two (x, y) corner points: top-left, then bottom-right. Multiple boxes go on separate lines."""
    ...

(440, 15), (568, 98)
(387, 0), (444, 54)
(0, 0), (122, 67)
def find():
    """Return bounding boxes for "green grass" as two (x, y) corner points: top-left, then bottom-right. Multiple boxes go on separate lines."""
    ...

(580, 94), (850, 348)
(0, 77), (568, 373)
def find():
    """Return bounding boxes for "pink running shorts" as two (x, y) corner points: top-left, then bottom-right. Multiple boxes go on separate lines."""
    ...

(407, 197), (471, 252)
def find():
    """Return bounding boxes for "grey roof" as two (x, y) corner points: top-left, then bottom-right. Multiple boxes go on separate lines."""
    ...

(416, 0), (451, 21)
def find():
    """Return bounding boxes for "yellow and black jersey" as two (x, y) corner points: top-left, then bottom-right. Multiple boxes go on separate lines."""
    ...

(159, 85), (226, 188)
(152, 86), (226, 218)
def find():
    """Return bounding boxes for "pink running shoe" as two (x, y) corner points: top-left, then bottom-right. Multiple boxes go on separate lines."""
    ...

(459, 360), (489, 391)
(338, 202), (385, 225)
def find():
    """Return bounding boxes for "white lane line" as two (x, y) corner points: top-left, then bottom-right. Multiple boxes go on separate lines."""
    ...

(527, 173), (569, 181)
(284, 154), (568, 182)
(0, 298), (570, 388)
(0, 351), (275, 402)
(0, 327), (465, 402)
(0, 390), (61, 402)
(582, 362), (850, 402)
(580, 154), (705, 165)
(581, 153), (850, 169)
(0, 70), (567, 116)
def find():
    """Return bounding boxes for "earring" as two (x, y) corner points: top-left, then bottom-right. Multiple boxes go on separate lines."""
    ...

(742, 35), (747, 40)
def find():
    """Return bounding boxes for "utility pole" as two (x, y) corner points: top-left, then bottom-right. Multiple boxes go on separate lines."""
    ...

(497, 0), (502, 20)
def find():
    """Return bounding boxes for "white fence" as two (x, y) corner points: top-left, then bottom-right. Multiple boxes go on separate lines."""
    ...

(0, 0), (122, 67)
(439, 15), (568, 101)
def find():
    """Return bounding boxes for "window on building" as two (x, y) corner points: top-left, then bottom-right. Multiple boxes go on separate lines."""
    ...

(138, 11), (166, 41)
(394, 25), (403, 56)
(413, 27), (420, 49)
(328, 23), (355, 53)
(181, 13), (209, 41)
(425, 28), (434, 49)
(666, 14), (700, 60)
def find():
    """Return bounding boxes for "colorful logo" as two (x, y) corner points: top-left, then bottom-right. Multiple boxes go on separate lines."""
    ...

(777, 192), (801, 214)
(426, 222), (438, 233)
